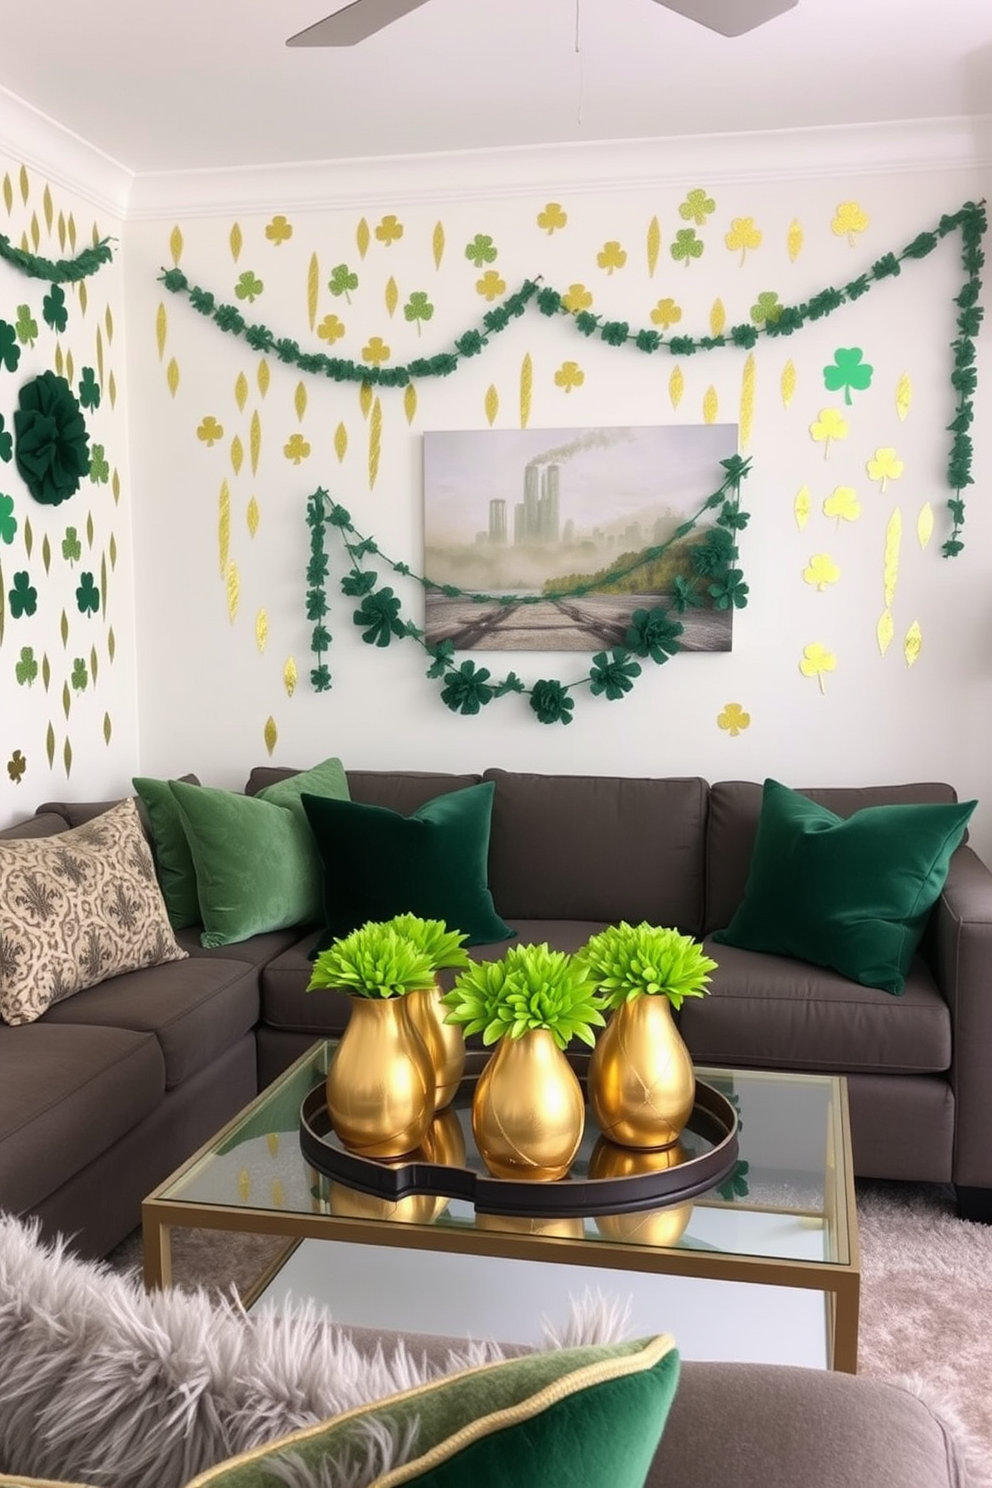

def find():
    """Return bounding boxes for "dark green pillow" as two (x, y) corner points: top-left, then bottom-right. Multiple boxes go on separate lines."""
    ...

(712, 777), (976, 994)
(303, 782), (514, 949)
(132, 775), (202, 930)
(169, 757), (350, 947)
(180, 1335), (680, 1488)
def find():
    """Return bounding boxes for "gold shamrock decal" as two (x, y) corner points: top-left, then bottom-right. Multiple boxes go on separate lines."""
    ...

(803, 554), (841, 591)
(362, 336), (391, 365)
(317, 314), (346, 344)
(809, 408), (849, 457)
(597, 241), (627, 274)
(196, 415), (224, 447)
(725, 216), (762, 265)
(823, 486), (861, 526)
(537, 202), (568, 234)
(374, 214), (404, 246)
(832, 201), (869, 245)
(264, 215), (293, 245)
(717, 702), (750, 737)
(650, 298), (682, 329)
(866, 447), (904, 492)
(476, 270), (507, 302)
(554, 361), (585, 393)
(283, 433), (311, 464)
(799, 642), (836, 694)
(562, 284), (593, 312)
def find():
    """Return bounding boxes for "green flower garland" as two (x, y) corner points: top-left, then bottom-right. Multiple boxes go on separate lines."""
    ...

(304, 454), (750, 724)
(0, 233), (115, 284)
(163, 199), (985, 556)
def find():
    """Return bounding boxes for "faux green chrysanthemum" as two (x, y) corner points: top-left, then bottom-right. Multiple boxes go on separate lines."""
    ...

(578, 921), (717, 1010)
(382, 914), (470, 973)
(441, 942), (606, 1050)
(307, 921), (435, 999)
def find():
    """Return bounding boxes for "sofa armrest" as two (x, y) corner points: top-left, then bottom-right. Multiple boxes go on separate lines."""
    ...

(925, 844), (992, 1190)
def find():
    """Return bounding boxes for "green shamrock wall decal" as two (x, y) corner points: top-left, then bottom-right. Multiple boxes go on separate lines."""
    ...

(328, 264), (358, 302)
(75, 572), (100, 615)
(0, 493), (16, 544)
(0, 321), (21, 373)
(8, 571), (37, 617)
(823, 347), (874, 404)
(15, 305), (38, 347)
(15, 646), (38, 685)
(0, 414), (11, 462)
(42, 284), (68, 333)
(78, 367), (101, 410)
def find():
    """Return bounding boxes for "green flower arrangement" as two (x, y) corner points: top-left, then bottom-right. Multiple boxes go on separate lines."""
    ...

(382, 914), (471, 976)
(441, 942), (606, 1050)
(578, 921), (718, 1011)
(306, 920), (435, 999)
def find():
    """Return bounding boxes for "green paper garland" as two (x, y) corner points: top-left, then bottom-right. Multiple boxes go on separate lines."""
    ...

(0, 233), (115, 284)
(163, 199), (985, 556)
(304, 455), (751, 724)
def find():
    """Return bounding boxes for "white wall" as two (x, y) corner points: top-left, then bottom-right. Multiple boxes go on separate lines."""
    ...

(122, 127), (992, 857)
(0, 92), (138, 828)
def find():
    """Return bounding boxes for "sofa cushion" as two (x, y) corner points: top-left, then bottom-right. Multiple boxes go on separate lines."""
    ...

(303, 782), (514, 949)
(0, 799), (187, 1026)
(711, 779), (975, 994)
(41, 954), (260, 1088)
(0, 809), (71, 841)
(483, 770), (708, 932)
(244, 765), (482, 807)
(705, 778), (962, 933)
(132, 773), (202, 930)
(680, 939), (952, 1075)
(0, 1023), (164, 1213)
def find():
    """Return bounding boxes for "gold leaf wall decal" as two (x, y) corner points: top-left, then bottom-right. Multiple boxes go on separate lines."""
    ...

(264, 716), (278, 755)
(880, 609), (895, 655)
(166, 358), (180, 397)
(103, 712), (112, 744)
(359, 381), (373, 419)
(255, 608), (268, 652)
(520, 353), (533, 429)
(646, 216), (662, 278)
(403, 383), (417, 425)
(19, 230), (28, 252)
(794, 485), (811, 530)
(230, 223), (243, 261)
(883, 508), (901, 608)
(219, 480), (231, 575)
(30, 211), (39, 250)
(109, 533), (117, 568)
(904, 621), (922, 667)
(247, 497), (260, 536)
(108, 627), (116, 661)
(169, 226), (183, 265)
(257, 360), (270, 397)
(432, 221), (445, 269)
(739, 353), (755, 450)
(781, 359), (796, 407)
(77, 283), (86, 316)
(787, 219), (803, 261)
(63, 737), (72, 778)
(895, 372), (912, 422)
(368, 396), (382, 489)
(155, 304), (168, 360)
(2, 174), (11, 212)
(385, 276), (399, 316)
(235, 372), (248, 411)
(68, 213), (77, 249)
(90, 645), (98, 683)
(108, 372), (117, 409)
(226, 560), (240, 622)
(294, 381), (308, 422)
(334, 423), (348, 462)
(703, 385), (718, 424)
(19, 165), (29, 203)
(43, 185), (53, 232)
(709, 299), (726, 336)
(111, 468), (120, 503)
(307, 252), (319, 331)
(283, 658), (298, 697)
(485, 384), (499, 426)
(62, 682), (71, 720)
(85, 511), (93, 548)
(231, 435), (244, 475)
(96, 326), (104, 386)
(65, 349), (75, 384)
(357, 217), (370, 258)
(42, 653), (50, 690)
(24, 518), (33, 557)
(105, 307), (114, 343)
(42, 534), (51, 573)
(917, 503), (934, 548)
(54, 345), (64, 377)
(46, 722), (55, 768)
(250, 410), (261, 474)
(669, 365), (684, 410)
(57, 210), (66, 248)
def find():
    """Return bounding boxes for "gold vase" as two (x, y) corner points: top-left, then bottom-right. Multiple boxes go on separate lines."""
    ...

(421, 1105), (468, 1170)
(589, 1136), (694, 1245)
(588, 995), (695, 1150)
(325, 996), (435, 1158)
(477, 1210), (586, 1239)
(406, 980), (466, 1109)
(471, 1029), (585, 1181)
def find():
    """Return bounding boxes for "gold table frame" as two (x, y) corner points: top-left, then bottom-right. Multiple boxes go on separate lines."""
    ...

(142, 1043), (860, 1372)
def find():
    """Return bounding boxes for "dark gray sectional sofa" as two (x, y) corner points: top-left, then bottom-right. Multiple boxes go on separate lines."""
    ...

(2, 765), (990, 1260)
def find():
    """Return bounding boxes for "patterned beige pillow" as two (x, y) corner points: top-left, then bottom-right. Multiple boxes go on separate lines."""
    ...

(0, 799), (187, 1026)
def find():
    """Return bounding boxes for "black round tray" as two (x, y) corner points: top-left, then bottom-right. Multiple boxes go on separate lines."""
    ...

(299, 1049), (739, 1218)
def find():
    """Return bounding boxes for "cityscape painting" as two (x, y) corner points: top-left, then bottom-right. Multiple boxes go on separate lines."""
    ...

(422, 423), (739, 652)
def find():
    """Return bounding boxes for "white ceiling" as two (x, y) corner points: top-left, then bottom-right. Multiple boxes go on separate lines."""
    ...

(1, 0), (991, 176)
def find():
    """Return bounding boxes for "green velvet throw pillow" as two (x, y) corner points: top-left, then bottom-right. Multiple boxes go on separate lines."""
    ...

(132, 774), (202, 930)
(169, 757), (350, 947)
(181, 1335), (680, 1488)
(712, 777), (976, 993)
(303, 782), (514, 948)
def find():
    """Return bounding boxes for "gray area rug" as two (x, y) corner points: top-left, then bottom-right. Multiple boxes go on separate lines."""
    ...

(110, 1179), (992, 1474)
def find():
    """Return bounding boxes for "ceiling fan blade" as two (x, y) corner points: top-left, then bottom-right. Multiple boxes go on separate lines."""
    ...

(653, 0), (798, 37)
(287, 0), (432, 47)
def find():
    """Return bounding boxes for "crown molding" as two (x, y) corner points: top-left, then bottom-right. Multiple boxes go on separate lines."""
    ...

(0, 85), (133, 222)
(126, 114), (992, 220)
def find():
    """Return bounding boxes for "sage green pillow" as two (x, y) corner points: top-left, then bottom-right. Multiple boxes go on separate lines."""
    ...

(303, 782), (514, 949)
(169, 757), (350, 947)
(712, 778), (976, 993)
(181, 1335), (680, 1488)
(132, 774), (202, 930)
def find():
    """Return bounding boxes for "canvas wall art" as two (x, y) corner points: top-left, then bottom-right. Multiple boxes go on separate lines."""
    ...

(422, 424), (740, 652)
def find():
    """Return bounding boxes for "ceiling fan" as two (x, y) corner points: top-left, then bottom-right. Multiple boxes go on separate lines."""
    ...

(287, 0), (799, 47)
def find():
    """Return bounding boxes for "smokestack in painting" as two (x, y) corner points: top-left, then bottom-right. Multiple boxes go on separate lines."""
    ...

(488, 498), (507, 544)
(539, 463), (560, 544)
(523, 465), (539, 543)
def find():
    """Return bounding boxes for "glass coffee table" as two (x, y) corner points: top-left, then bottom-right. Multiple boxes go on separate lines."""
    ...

(142, 1040), (860, 1372)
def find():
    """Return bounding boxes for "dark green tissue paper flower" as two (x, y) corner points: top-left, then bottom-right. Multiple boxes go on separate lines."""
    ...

(14, 371), (90, 506)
